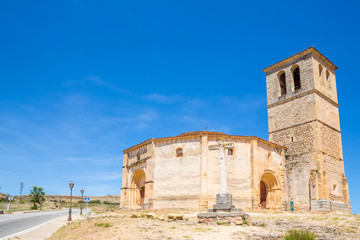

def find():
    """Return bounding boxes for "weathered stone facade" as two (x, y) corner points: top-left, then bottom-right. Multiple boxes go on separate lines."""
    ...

(264, 47), (351, 213)
(120, 47), (351, 213)
(120, 132), (286, 211)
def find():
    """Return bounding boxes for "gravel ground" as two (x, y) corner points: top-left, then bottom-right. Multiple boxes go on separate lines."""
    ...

(47, 210), (360, 240)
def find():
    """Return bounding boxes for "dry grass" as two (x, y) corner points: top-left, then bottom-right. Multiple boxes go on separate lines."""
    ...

(47, 210), (360, 240)
(0, 194), (120, 213)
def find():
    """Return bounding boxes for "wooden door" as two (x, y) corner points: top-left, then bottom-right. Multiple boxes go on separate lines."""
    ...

(260, 181), (267, 209)
(140, 187), (145, 205)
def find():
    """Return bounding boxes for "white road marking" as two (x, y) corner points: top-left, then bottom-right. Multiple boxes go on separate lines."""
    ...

(0, 215), (65, 240)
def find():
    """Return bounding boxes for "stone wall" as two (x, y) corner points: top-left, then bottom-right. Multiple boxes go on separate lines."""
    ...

(121, 133), (285, 211)
(252, 141), (286, 210)
(266, 53), (314, 106)
(152, 138), (202, 209)
(205, 138), (253, 210)
(265, 49), (351, 212)
(312, 56), (338, 103)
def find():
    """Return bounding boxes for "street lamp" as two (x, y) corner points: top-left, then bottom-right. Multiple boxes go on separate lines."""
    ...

(68, 181), (74, 221)
(80, 188), (84, 215)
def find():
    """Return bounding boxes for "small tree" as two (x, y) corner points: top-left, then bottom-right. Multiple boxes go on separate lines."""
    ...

(30, 186), (45, 210)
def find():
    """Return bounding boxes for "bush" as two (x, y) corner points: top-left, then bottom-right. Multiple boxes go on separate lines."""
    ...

(90, 200), (101, 204)
(19, 199), (25, 204)
(103, 201), (120, 205)
(94, 222), (112, 227)
(284, 229), (316, 240)
(30, 205), (38, 210)
(243, 219), (249, 226)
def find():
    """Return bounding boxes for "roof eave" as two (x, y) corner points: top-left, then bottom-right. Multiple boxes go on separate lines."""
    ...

(263, 47), (338, 73)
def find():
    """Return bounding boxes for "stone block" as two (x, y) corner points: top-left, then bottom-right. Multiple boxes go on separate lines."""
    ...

(213, 193), (234, 211)
(130, 212), (140, 218)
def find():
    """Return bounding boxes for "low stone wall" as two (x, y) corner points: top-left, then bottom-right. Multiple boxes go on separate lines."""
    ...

(197, 212), (248, 225)
(311, 200), (352, 214)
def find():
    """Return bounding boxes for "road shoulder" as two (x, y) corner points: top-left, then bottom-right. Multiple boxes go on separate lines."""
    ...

(8, 215), (80, 240)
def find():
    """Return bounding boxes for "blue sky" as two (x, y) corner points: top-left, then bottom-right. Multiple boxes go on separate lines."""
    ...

(0, 1), (359, 213)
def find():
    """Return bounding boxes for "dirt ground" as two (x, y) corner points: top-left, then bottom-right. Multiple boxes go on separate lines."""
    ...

(47, 210), (360, 240)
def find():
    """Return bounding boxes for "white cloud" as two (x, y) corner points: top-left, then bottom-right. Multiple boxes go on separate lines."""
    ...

(143, 94), (183, 103)
(84, 75), (132, 95)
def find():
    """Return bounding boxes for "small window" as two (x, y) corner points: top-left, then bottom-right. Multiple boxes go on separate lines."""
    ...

(279, 72), (286, 96)
(318, 64), (323, 76)
(228, 149), (233, 156)
(137, 152), (140, 161)
(326, 70), (330, 81)
(293, 66), (301, 91)
(176, 148), (183, 157)
(333, 184), (337, 191)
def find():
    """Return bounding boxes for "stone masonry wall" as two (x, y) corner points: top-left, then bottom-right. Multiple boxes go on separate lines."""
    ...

(252, 141), (285, 210)
(266, 53), (314, 106)
(152, 139), (202, 209)
(205, 138), (253, 210)
(312, 56), (338, 103)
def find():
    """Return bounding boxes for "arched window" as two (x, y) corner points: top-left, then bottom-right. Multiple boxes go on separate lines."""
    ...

(176, 148), (183, 157)
(326, 70), (330, 81)
(293, 66), (301, 91)
(137, 152), (140, 161)
(279, 72), (286, 96)
(228, 149), (233, 156)
(318, 64), (323, 76)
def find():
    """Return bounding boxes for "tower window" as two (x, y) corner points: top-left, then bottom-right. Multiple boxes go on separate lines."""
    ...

(228, 149), (233, 156)
(293, 66), (301, 91)
(319, 64), (323, 76)
(279, 72), (287, 96)
(176, 148), (183, 157)
(326, 70), (330, 81)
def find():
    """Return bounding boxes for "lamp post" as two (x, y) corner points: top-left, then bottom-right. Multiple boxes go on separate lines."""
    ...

(68, 181), (74, 221)
(80, 188), (84, 215)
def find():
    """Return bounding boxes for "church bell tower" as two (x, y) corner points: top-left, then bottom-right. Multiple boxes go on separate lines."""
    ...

(263, 47), (351, 213)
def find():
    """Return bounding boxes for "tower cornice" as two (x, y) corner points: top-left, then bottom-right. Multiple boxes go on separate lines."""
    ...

(263, 47), (337, 74)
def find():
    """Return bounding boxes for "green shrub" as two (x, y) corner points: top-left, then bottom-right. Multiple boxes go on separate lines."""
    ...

(90, 200), (101, 204)
(284, 229), (316, 240)
(94, 222), (112, 227)
(30, 205), (38, 210)
(243, 219), (249, 226)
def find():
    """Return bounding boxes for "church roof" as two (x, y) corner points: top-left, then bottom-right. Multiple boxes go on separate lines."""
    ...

(177, 130), (228, 137)
(123, 130), (285, 153)
(263, 46), (337, 73)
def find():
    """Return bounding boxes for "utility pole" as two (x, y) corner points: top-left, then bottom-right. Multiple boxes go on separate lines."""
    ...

(19, 182), (24, 196)
(7, 196), (13, 211)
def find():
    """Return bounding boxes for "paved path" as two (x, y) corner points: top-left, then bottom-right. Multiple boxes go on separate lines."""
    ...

(0, 209), (79, 239)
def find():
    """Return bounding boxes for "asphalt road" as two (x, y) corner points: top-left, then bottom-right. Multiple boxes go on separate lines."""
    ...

(0, 209), (79, 239)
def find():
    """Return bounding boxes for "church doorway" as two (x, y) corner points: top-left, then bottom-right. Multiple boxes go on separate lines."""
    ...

(130, 169), (146, 207)
(259, 171), (279, 209)
(260, 181), (267, 208)
(140, 186), (145, 205)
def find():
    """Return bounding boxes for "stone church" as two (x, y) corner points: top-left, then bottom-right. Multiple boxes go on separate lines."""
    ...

(120, 47), (352, 213)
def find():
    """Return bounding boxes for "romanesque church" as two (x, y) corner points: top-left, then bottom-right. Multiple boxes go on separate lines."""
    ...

(120, 47), (352, 213)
